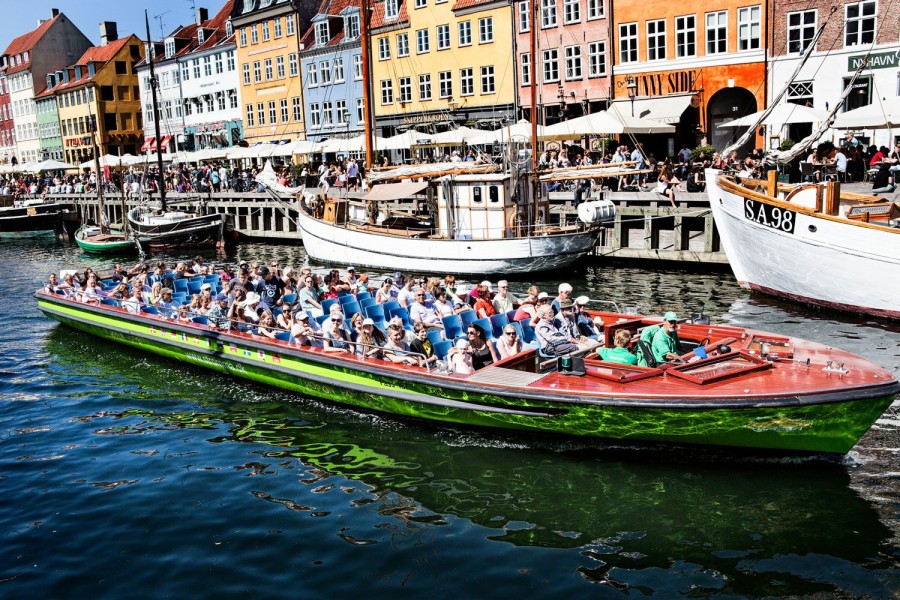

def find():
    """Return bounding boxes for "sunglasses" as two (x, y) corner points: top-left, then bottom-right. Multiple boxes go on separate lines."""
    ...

(467, 331), (477, 336)
(504, 331), (517, 336)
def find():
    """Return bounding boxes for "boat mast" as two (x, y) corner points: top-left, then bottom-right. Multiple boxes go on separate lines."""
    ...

(529, 0), (537, 172)
(145, 10), (167, 212)
(360, 0), (374, 171)
(90, 116), (106, 234)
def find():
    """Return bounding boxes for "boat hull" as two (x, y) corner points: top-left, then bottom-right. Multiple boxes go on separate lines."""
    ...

(297, 210), (602, 275)
(127, 207), (234, 251)
(0, 202), (77, 238)
(706, 169), (900, 319)
(74, 226), (138, 254)
(37, 293), (897, 454)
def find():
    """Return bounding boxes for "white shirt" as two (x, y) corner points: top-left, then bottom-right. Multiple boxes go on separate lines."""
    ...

(834, 151), (848, 173)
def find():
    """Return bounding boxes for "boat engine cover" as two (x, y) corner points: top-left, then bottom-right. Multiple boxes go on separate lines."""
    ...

(578, 200), (616, 225)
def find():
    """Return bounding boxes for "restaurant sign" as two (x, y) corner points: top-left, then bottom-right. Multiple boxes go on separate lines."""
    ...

(616, 69), (700, 97)
(848, 50), (900, 71)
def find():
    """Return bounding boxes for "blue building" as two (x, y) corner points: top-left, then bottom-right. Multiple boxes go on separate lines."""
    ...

(299, 0), (363, 142)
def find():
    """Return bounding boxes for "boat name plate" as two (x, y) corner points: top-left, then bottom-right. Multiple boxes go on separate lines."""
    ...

(744, 198), (795, 234)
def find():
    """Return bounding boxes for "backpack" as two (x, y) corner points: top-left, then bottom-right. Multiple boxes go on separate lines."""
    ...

(635, 325), (661, 367)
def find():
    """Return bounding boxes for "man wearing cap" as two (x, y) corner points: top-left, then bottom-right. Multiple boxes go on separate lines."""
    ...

(290, 311), (322, 348)
(534, 304), (579, 356)
(157, 288), (178, 319)
(558, 299), (600, 351)
(207, 293), (231, 330)
(652, 312), (681, 363)
(492, 280), (519, 315)
(551, 283), (573, 316)
(574, 295), (603, 340)
(199, 282), (213, 301)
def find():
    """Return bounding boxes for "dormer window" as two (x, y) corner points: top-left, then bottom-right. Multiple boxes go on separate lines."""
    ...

(315, 21), (329, 46)
(225, 20), (233, 37)
(346, 13), (360, 39)
(385, 0), (399, 20)
(74, 66), (82, 79)
(165, 38), (175, 58)
(23, 51), (29, 63)
(198, 29), (205, 44)
(87, 62), (96, 77)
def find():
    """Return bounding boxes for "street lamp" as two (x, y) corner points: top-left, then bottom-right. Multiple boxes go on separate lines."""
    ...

(626, 76), (638, 117)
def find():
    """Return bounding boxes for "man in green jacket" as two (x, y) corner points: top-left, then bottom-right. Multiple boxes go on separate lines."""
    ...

(651, 311), (680, 363)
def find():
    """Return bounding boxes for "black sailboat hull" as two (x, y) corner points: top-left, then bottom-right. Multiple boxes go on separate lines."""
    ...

(127, 207), (235, 250)
(0, 202), (78, 237)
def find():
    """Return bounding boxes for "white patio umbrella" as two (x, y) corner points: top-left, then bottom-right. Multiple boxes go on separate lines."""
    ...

(290, 139), (324, 155)
(539, 110), (675, 141)
(717, 103), (828, 128)
(426, 126), (486, 146)
(466, 119), (543, 145)
(832, 97), (900, 129)
(29, 159), (78, 172)
(321, 135), (368, 153)
(379, 130), (435, 150)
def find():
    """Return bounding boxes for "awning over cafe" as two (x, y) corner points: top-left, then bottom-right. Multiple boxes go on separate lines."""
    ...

(610, 93), (695, 124)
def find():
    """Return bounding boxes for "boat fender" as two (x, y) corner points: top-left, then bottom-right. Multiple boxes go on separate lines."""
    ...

(366, 201), (378, 221)
(577, 200), (616, 225)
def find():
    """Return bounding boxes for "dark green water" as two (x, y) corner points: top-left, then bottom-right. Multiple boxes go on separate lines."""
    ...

(2, 239), (898, 598)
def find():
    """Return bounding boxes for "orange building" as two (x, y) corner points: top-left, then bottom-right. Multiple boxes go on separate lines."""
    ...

(610, 0), (766, 155)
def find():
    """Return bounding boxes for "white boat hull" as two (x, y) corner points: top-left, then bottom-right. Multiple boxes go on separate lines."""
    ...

(297, 210), (601, 274)
(706, 169), (900, 319)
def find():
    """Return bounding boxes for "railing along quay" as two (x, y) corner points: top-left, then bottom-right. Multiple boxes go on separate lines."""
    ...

(56, 188), (727, 264)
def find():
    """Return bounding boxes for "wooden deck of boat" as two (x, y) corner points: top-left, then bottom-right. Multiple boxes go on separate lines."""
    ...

(466, 367), (548, 387)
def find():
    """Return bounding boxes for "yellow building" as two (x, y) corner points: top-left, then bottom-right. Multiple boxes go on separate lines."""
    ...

(232, 0), (308, 144)
(369, 0), (515, 137)
(41, 32), (145, 166)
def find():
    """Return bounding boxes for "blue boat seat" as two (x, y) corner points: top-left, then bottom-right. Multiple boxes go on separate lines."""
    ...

(388, 307), (411, 329)
(339, 294), (357, 305)
(433, 340), (453, 360)
(273, 331), (292, 342)
(282, 293), (297, 305)
(337, 289), (351, 297)
(100, 298), (120, 307)
(315, 314), (331, 327)
(141, 306), (159, 315)
(173, 279), (188, 294)
(342, 301), (361, 318)
(321, 298), (338, 313)
(442, 314), (463, 339)
(187, 279), (203, 294)
(364, 304), (386, 323)
(473, 317), (494, 339)
(427, 329), (444, 345)
(382, 300), (401, 314)
(359, 297), (377, 310)
(506, 309), (517, 322)
(489, 313), (509, 338)
(355, 291), (372, 302)
(459, 310), (478, 327)
(519, 321), (537, 344)
(191, 315), (208, 325)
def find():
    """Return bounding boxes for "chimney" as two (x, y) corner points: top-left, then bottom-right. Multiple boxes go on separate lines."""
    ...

(197, 7), (209, 24)
(51, 8), (59, 17)
(99, 22), (118, 46)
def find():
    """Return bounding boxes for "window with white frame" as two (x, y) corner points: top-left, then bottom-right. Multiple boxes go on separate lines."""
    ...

(229, 90), (238, 109)
(518, 1), (530, 32)
(218, 93), (226, 111)
(588, 41), (606, 76)
(415, 0), (427, 7)
(564, 0), (580, 23)
(587, 0), (603, 19)
(292, 97), (301, 121)
(309, 103), (321, 127)
(787, 10), (817, 54)
(336, 99), (347, 123)
(253, 61), (261, 82)
(204, 56), (212, 77)
(419, 74), (432, 100)
(240, 28), (247, 46)
(619, 23), (638, 63)
(787, 81), (813, 105)
(315, 21), (329, 46)
(320, 61), (331, 85)
(437, 25), (450, 49)
(738, 6), (760, 50)
(257, 102), (265, 125)
(164, 38), (175, 58)
(480, 66), (495, 94)
(417, 29), (430, 53)
(381, 80), (393, 104)
(460, 68), (473, 95)
(278, 99), (287, 122)
(251, 24), (259, 43)
(207, 95), (215, 112)
(333, 58), (344, 82)
(675, 15), (696, 57)
(647, 19), (666, 61)
(308, 62), (319, 86)
(246, 103), (254, 127)
(706, 11), (727, 54)
(353, 54), (362, 79)
(845, 1), (875, 46)
(265, 58), (273, 80)
(215, 53), (224, 74)
(458, 21), (472, 45)
(399, 77), (412, 102)
(397, 32), (409, 56)
(542, 48), (559, 82)
(198, 29), (205, 44)
(242, 63), (250, 85)
(194, 59), (202, 78)
(274, 18), (283, 38)
(439, 71), (452, 98)
(276, 56), (285, 78)
(286, 15), (295, 35)
(378, 37), (390, 60)
(356, 98), (364, 122)
(346, 14), (360, 39)
(542, 0), (557, 27)
(262, 21), (270, 41)
(520, 52), (530, 86)
(269, 100), (276, 123)
(564, 45), (582, 79)
(289, 53), (298, 76)
(386, 0), (398, 20)
(479, 17), (493, 43)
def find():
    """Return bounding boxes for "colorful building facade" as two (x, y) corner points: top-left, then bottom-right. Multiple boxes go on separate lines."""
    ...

(35, 94), (62, 162)
(369, 0), (517, 138)
(0, 67), (16, 164)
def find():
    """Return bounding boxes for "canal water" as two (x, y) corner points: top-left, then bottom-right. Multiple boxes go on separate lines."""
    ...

(2, 238), (898, 598)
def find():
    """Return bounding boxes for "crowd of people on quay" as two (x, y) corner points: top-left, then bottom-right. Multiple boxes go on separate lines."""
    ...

(45, 260), (687, 373)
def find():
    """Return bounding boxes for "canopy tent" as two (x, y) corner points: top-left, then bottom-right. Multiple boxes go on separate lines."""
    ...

(422, 126), (486, 146)
(364, 181), (429, 202)
(609, 94), (696, 125)
(79, 154), (133, 169)
(539, 110), (675, 141)
(320, 135), (389, 154)
(718, 103), (828, 128)
(26, 159), (78, 172)
(378, 130), (435, 150)
(832, 97), (900, 129)
(465, 119), (543, 145)
(290, 139), (324, 155)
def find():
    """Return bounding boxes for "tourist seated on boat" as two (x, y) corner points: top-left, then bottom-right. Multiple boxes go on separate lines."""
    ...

(871, 163), (896, 195)
(558, 299), (601, 352)
(176, 305), (194, 323)
(207, 293), (230, 330)
(108, 283), (129, 301)
(121, 287), (142, 314)
(397, 278), (417, 308)
(77, 274), (103, 305)
(257, 267), (284, 308)
(156, 288), (179, 319)
(355, 318), (385, 359)
(174, 262), (199, 280)
(240, 292), (264, 326)
(383, 324), (419, 366)
(45, 273), (60, 294)
(410, 322), (439, 366)
(409, 290), (444, 330)
(55, 272), (78, 297)
(298, 275), (323, 316)
(256, 312), (279, 339)
(551, 284), (573, 316)
(323, 314), (353, 353)
(433, 288), (456, 318)
(492, 281), (519, 315)
(496, 325), (524, 360)
(528, 292), (552, 327)
(290, 312), (321, 347)
(474, 283), (496, 319)
(574, 296), (604, 340)
(387, 316), (416, 344)
(513, 286), (541, 322)
(652, 312), (681, 364)
(467, 323), (498, 370)
(449, 339), (475, 374)
(77, 267), (96, 287)
(375, 278), (394, 304)
(535, 305), (580, 357)
(597, 330), (638, 365)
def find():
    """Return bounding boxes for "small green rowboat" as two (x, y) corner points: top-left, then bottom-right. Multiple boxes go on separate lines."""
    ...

(74, 225), (139, 255)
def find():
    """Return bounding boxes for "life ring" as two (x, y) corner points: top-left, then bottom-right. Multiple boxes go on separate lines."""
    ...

(508, 210), (526, 237)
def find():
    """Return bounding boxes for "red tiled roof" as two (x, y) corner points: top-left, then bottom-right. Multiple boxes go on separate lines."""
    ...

(3, 14), (60, 74)
(75, 37), (132, 66)
(370, 0), (409, 29)
(452, 0), (498, 10)
(136, 1), (236, 67)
